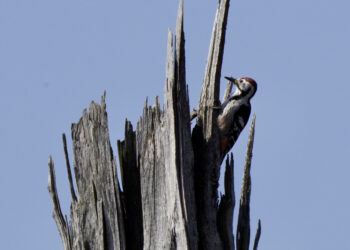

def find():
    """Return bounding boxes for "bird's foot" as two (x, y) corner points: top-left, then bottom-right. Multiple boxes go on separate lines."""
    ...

(211, 105), (222, 110)
(190, 109), (198, 121)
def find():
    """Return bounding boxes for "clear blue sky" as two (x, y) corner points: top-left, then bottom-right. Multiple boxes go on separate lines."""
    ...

(1, 0), (349, 249)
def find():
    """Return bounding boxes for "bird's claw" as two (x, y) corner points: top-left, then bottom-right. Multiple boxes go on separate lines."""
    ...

(211, 106), (222, 110)
(190, 109), (198, 121)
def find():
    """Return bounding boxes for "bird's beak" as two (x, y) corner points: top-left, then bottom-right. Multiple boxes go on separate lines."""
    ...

(225, 76), (242, 91)
(225, 76), (239, 87)
(224, 76), (236, 83)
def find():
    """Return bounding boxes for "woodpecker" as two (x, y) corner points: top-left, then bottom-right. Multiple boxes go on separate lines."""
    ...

(217, 76), (257, 160)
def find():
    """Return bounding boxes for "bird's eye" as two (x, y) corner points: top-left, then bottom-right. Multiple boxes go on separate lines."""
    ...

(240, 79), (243, 83)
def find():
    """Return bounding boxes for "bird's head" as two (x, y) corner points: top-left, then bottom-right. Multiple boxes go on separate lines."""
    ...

(225, 76), (257, 99)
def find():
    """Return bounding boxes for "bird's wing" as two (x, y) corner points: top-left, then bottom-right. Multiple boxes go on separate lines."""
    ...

(229, 103), (251, 142)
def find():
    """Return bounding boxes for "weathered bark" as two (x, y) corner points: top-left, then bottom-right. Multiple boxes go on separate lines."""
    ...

(217, 153), (235, 250)
(117, 120), (143, 250)
(48, 93), (126, 250)
(62, 134), (77, 202)
(191, 0), (230, 249)
(236, 115), (259, 250)
(134, 2), (197, 248)
(222, 78), (234, 104)
(253, 220), (262, 250)
(48, 156), (72, 250)
(48, 1), (262, 250)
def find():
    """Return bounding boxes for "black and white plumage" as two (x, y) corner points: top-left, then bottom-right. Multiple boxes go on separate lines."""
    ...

(217, 76), (257, 159)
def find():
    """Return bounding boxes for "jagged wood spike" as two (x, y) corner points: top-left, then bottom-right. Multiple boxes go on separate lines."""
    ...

(236, 115), (256, 250)
(135, 1), (197, 249)
(217, 153), (235, 250)
(62, 133), (77, 202)
(47, 156), (71, 250)
(197, 0), (230, 133)
(192, 0), (230, 249)
(253, 219), (261, 250)
(117, 120), (143, 250)
(64, 215), (72, 249)
(174, 0), (198, 247)
(222, 78), (234, 104)
(68, 92), (125, 250)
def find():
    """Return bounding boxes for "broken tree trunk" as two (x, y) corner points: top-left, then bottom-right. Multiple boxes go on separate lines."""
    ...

(48, 1), (261, 249)
(191, 0), (230, 248)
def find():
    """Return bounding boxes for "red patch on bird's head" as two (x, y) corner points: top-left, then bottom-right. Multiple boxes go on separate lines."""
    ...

(241, 77), (257, 89)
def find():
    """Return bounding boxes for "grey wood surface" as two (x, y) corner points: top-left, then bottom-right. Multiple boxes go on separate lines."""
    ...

(191, 0), (230, 249)
(236, 115), (258, 250)
(48, 93), (126, 250)
(133, 2), (197, 249)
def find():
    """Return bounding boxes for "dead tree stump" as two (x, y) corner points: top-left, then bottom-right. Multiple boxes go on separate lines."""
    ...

(48, 1), (262, 249)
